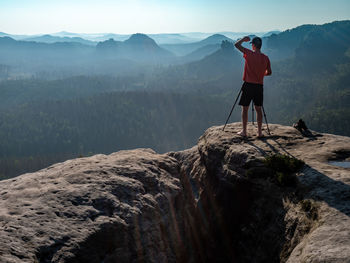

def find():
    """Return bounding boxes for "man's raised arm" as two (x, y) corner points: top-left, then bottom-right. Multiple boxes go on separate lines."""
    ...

(234, 36), (250, 53)
(265, 58), (272, 76)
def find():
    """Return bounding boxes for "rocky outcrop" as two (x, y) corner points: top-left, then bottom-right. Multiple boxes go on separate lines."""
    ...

(0, 149), (190, 263)
(180, 123), (350, 262)
(1, 123), (350, 262)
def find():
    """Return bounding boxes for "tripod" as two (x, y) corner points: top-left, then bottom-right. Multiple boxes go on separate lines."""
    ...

(222, 88), (242, 131)
(223, 87), (271, 135)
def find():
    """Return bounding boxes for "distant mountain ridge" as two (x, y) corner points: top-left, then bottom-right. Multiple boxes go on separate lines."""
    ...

(124, 33), (158, 45)
(161, 34), (233, 56)
(180, 44), (221, 63)
(22, 34), (96, 46)
(262, 31), (281, 37)
(0, 20), (349, 79)
(1, 30), (276, 45)
(96, 33), (174, 63)
(0, 36), (90, 50)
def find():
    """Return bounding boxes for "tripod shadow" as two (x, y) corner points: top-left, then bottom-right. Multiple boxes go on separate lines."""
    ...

(246, 137), (296, 158)
(247, 139), (350, 218)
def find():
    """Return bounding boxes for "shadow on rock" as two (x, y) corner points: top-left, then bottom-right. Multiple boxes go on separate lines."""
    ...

(298, 165), (350, 217)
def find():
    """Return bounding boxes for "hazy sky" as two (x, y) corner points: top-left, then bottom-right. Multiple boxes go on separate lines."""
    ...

(1, 0), (350, 35)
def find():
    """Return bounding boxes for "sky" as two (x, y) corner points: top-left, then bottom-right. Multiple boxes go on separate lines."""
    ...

(1, 0), (350, 35)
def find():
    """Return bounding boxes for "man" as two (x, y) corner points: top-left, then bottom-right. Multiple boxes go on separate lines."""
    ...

(234, 36), (272, 137)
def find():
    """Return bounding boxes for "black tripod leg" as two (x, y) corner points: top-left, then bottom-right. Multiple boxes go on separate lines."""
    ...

(262, 106), (271, 135)
(252, 102), (254, 125)
(223, 89), (242, 131)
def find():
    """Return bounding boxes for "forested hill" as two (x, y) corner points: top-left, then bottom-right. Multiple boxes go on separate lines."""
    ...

(264, 21), (350, 133)
(160, 34), (233, 56)
(265, 20), (350, 62)
(0, 20), (349, 179)
(0, 91), (229, 179)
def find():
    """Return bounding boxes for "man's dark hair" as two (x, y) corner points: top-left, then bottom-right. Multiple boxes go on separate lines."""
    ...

(251, 37), (262, 49)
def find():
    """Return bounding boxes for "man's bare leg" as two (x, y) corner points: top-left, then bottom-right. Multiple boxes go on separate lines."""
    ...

(255, 105), (263, 137)
(238, 106), (249, 136)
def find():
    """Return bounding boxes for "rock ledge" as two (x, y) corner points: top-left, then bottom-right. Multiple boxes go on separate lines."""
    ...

(0, 123), (349, 263)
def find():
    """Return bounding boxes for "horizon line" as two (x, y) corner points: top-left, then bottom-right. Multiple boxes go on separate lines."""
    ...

(0, 30), (280, 36)
(1, 19), (349, 36)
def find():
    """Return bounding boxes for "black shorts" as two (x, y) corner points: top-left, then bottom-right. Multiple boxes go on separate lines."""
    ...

(238, 82), (263, 107)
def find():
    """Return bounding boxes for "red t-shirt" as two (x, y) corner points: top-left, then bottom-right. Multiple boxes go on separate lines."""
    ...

(243, 48), (271, 85)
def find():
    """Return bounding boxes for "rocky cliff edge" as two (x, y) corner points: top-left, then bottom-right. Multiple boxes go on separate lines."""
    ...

(0, 123), (349, 263)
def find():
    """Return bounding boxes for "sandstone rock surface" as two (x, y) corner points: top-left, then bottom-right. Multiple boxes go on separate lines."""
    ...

(0, 123), (349, 262)
(195, 123), (350, 263)
(0, 149), (187, 263)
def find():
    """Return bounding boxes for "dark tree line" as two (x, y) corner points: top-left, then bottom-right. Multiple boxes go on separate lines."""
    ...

(0, 91), (234, 179)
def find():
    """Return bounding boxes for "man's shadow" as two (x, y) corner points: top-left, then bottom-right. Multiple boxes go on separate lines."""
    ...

(298, 165), (350, 217)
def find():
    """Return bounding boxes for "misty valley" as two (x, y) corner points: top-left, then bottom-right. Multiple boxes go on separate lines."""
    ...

(0, 20), (349, 179)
